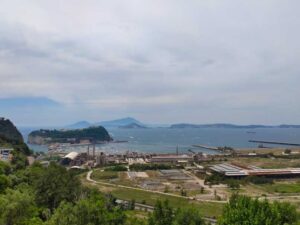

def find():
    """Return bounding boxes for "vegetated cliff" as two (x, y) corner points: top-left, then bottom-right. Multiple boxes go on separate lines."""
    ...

(0, 117), (30, 155)
(28, 126), (112, 145)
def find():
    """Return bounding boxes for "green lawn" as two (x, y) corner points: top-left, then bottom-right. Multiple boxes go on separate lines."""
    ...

(91, 170), (118, 180)
(261, 183), (300, 193)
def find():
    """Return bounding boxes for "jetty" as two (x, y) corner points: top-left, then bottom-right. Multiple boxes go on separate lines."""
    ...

(249, 140), (300, 147)
(192, 145), (219, 151)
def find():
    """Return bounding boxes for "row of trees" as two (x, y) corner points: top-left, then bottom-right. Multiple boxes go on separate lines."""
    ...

(129, 163), (175, 171)
(219, 194), (298, 225)
(148, 200), (206, 225)
(148, 195), (299, 225)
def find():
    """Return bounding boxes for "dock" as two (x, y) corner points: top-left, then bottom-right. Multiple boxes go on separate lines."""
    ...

(249, 140), (300, 147)
(192, 145), (219, 151)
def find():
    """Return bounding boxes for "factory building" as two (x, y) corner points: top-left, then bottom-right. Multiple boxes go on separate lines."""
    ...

(150, 154), (194, 164)
(60, 152), (80, 166)
(96, 152), (107, 166)
(210, 163), (300, 178)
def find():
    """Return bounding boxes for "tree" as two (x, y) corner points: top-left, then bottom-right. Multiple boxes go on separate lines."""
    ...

(0, 161), (11, 175)
(47, 196), (126, 225)
(180, 188), (187, 196)
(226, 179), (240, 190)
(284, 149), (292, 154)
(218, 194), (297, 225)
(128, 199), (136, 210)
(11, 150), (28, 170)
(0, 188), (40, 225)
(34, 162), (81, 210)
(148, 200), (174, 225)
(173, 208), (205, 225)
(0, 174), (11, 193)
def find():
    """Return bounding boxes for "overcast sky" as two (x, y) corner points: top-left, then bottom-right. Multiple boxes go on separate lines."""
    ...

(0, 0), (300, 126)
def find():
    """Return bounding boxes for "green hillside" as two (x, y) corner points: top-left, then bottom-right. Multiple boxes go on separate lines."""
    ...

(0, 118), (30, 155)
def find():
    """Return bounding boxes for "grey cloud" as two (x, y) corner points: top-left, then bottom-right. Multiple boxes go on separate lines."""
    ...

(0, 0), (300, 125)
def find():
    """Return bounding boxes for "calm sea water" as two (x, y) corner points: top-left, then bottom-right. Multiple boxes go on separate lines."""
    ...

(20, 127), (300, 154)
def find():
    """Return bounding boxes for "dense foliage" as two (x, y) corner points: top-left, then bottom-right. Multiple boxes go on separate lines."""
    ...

(104, 165), (128, 171)
(0, 162), (130, 225)
(129, 163), (178, 171)
(29, 126), (112, 143)
(148, 200), (206, 225)
(0, 118), (23, 143)
(1, 159), (299, 224)
(218, 194), (298, 225)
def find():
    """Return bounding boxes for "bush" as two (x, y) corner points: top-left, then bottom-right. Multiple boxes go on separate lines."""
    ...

(104, 165), (128, 172)
(129, 164), (172, 171)
(204, 173), (225, 185)
(245, 176), (273, 185)
(226, 179), (240, 190)
(218, 194), (297, 225)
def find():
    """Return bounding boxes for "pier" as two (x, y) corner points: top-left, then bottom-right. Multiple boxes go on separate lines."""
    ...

(249, 140), (300, 147)
(192, 145), (219, 151)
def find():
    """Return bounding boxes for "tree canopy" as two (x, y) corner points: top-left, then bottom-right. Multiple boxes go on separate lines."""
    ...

(218, 194), (298, 225)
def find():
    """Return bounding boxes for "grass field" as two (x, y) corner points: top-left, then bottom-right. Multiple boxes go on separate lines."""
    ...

(260, 182), (300, 194)
(228, 157), (300, 169)
(91, 170), (118, 180)
(82, 173), (224, 218)
(110, 187), (224, 218)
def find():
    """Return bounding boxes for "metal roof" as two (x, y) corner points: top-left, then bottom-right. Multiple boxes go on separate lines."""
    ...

(211, 163), (300, 177)
(63, 152), (79, 160)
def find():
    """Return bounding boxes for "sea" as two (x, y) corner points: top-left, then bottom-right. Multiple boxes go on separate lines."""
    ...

(19, 127), (300, 155)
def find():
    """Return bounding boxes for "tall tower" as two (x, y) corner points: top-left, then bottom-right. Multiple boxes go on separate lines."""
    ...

(93, 144), (95, 159)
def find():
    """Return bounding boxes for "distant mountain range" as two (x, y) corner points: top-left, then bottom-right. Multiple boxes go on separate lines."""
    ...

(66, 121), (91, 129)
(66, 117), (146, 129)
(119, 122), (147, 129)
(96, 117), (145, 127)
(66, 118), (300, 130)
(170, 123), (300, 129)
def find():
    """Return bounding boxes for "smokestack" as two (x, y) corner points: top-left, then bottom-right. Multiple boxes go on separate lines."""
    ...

(93, 144), (95, 158)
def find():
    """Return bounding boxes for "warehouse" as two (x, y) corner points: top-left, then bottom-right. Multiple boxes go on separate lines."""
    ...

(210, 163), (300, 178)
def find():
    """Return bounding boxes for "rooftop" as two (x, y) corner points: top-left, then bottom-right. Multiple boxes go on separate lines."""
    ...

(210, 163), (300, 177)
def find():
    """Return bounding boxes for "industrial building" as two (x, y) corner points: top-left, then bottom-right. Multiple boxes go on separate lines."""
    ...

(0, 148), (13, 161)
(210, 163), (300, 178)
(60, 152), (80, 166)
(150, 154), (194, 164)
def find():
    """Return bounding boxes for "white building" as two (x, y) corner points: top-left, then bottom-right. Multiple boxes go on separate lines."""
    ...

(0, 148), (13, 161)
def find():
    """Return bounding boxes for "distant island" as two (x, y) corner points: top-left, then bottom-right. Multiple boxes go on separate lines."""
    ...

(170, 123), (300, 129)
(28, 126), (112, 145)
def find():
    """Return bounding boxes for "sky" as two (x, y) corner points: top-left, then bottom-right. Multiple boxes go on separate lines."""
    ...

(0, 0), (300, 126)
